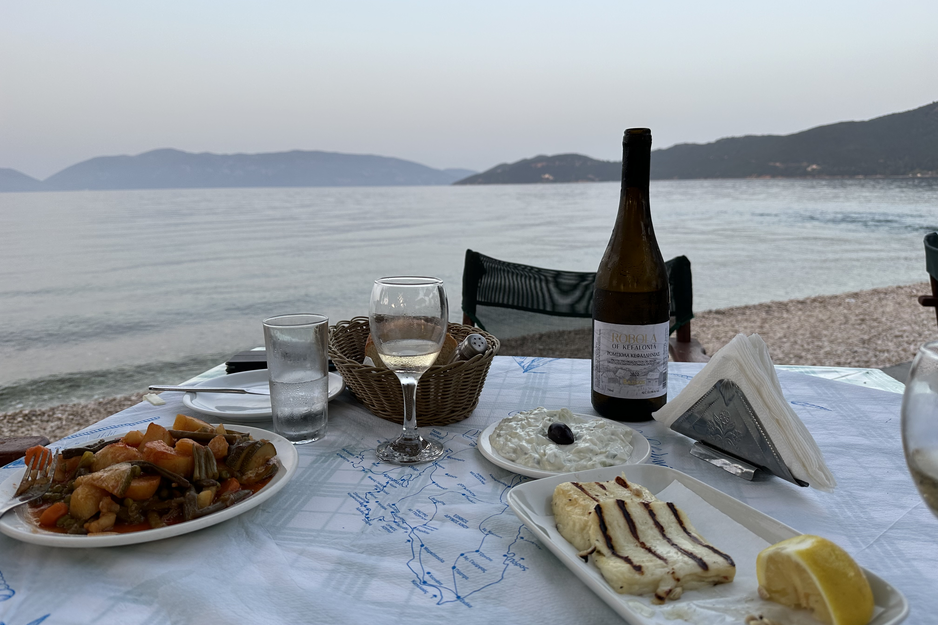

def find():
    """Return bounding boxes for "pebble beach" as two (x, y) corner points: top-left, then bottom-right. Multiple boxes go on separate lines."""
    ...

(2, 282), (935, 443)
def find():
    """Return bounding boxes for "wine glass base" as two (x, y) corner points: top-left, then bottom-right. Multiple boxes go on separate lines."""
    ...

(376, 436), (444, 465)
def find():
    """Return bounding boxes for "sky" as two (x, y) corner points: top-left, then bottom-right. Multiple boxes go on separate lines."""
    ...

(1, 1), (936, 180)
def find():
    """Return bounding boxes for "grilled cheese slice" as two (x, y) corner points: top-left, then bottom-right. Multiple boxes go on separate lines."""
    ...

(589, 498), (736, 603)
(551, 475), (657, 551)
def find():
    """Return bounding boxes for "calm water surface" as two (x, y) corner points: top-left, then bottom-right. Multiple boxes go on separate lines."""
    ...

(1, 178), (936, 410)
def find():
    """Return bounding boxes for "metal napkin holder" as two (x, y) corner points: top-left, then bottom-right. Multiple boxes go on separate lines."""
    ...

(670, 378), (808, 487)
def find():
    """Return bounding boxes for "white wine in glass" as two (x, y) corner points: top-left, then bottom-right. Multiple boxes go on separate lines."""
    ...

(902, 340), (938, 517)
(370, 276), (448, 464)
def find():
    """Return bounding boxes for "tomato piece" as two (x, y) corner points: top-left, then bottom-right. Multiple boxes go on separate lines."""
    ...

(38, 502), (69, 527)
(217, 478), (241, 498)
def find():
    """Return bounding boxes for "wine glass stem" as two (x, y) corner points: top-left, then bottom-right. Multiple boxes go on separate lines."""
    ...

(397, 374), (420, 440)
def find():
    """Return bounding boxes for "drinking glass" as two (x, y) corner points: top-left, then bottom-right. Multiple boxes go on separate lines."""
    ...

(901, 340), (938, 518)
(263, 313), (329, 444)
(369, 276), (448, 464)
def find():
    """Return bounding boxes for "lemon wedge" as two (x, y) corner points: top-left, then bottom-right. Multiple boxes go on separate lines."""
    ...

(756, 535), (874, 625)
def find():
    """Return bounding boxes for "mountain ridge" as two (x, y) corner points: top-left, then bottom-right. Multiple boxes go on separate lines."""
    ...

(4, 101), (936, 192)
(455, 101), (938, 184)
(652, 101), (938, 179)
(453, 153), (619, 185)
(0, 168), (44, 192)
(0, 149), (475, 192)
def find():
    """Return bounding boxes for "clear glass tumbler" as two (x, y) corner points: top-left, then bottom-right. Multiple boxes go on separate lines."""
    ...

(901, 340), (938, 518)
(263, 313), (329, 445)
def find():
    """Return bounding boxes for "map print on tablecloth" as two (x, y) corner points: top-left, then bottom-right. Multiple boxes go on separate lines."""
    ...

(331, 428), (540, 608)
(511, 357), (557, 373)
(0, 570), (13, 602)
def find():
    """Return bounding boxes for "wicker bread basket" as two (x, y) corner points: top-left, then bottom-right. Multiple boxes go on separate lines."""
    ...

(329, 317), (500, 426)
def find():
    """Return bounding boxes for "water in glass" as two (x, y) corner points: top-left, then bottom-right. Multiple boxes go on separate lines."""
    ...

(269, 372), (328, 444)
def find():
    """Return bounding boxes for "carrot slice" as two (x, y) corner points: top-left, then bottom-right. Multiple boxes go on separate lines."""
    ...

(38, 501), (69, 527)
(24, 445), (53, 470)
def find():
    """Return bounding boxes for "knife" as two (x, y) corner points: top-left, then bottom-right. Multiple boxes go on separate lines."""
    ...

(148, 385), (270, 396)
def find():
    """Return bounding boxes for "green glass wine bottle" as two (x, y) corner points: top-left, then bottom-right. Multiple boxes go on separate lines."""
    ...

(591, 128), (670, 422)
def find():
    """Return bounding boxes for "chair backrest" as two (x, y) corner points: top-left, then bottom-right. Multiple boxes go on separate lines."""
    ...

(461, 250), (595, 339)
(461, 249), (695, 340)
(921, 232), (938, 327)
(925, 232), (938, 281)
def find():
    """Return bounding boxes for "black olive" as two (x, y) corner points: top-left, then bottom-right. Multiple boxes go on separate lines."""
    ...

(547, 422), (575, 445)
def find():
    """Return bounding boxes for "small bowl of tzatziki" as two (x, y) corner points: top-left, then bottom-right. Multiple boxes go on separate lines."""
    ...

(479, 407), (651, 478)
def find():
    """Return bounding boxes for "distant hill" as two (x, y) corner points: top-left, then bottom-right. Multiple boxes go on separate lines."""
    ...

(0, 168), (43, 192)
(0, 149), (475, 192)
(454, 101), (938, 184)
(653, 101), (938, 179)
(453, 154), (619, 185)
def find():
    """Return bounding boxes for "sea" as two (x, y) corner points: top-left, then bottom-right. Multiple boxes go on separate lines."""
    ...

(1, 178), (936, 412)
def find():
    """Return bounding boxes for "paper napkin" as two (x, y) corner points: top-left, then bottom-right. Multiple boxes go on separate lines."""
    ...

(653, 334), (836, 492)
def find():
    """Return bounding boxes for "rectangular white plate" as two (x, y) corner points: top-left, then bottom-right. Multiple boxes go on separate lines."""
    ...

(507, 464), (908, 625)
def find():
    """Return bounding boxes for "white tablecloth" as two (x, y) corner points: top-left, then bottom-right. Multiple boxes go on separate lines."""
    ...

(0, 357), (928, 624)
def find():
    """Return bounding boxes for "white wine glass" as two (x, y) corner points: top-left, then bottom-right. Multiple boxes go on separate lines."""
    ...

(901, 340), (938, 518)
(370, 276), (448, 464)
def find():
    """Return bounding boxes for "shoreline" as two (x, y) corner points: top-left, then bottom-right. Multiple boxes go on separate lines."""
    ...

(2, 282), (934, 442)
(497, 282), (936, 368)
(1, 392), (149, 444)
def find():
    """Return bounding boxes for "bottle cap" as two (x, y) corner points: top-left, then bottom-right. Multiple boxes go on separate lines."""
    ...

(624, 128), (652, 145)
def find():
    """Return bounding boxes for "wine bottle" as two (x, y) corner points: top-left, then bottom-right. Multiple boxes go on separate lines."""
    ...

(591, 128), (670, 422)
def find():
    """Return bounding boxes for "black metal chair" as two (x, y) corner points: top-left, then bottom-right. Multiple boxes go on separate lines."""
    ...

(919, 232), (938, 327)
(461, 249), (708, 362)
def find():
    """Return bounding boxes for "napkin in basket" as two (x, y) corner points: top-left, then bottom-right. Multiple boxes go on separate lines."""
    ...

(653, 333), (836, 492)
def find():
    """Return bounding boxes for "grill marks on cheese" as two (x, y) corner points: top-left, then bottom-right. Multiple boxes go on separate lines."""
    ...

(595, 499), (668, 571)
(552, 475), (736, 603)
(553, 476), (656, 551)
(663, 501), (735, 567)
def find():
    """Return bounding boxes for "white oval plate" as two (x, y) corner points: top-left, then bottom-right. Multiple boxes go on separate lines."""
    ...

(181, 370), (345, 421)
(0, 424), (299, 548)
(478, 413), (650, 479)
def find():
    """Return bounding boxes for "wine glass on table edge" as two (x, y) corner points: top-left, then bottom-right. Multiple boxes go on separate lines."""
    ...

(369, 276), (448, 464)
(901, 340), (938, 518)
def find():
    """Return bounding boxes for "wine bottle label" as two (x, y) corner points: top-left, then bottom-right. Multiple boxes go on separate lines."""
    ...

(592, 320), (669, 399)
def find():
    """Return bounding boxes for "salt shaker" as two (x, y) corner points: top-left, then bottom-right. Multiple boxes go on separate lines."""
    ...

(451, 333), (488, 363)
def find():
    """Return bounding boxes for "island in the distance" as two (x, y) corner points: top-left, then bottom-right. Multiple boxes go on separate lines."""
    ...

(3, 101), (935, 192)
(455, 100), (938, 184)
(0, 149), (475, 193)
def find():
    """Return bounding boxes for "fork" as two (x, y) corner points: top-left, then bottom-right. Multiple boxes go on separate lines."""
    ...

(0, 450), (59, 519)
(148, 385), (270, 395)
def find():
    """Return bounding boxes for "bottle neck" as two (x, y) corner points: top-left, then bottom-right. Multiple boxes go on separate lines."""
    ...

(618, 137), (652, 229)
(621, 140), (651, 191)
(595, 128), (665, 295)
(609, 136), (657, 270)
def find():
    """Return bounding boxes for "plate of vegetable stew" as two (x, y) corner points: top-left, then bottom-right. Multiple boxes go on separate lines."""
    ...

(0, 419), (298, 548)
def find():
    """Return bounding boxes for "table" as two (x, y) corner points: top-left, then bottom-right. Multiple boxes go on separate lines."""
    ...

(0, 357), (929, 625)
